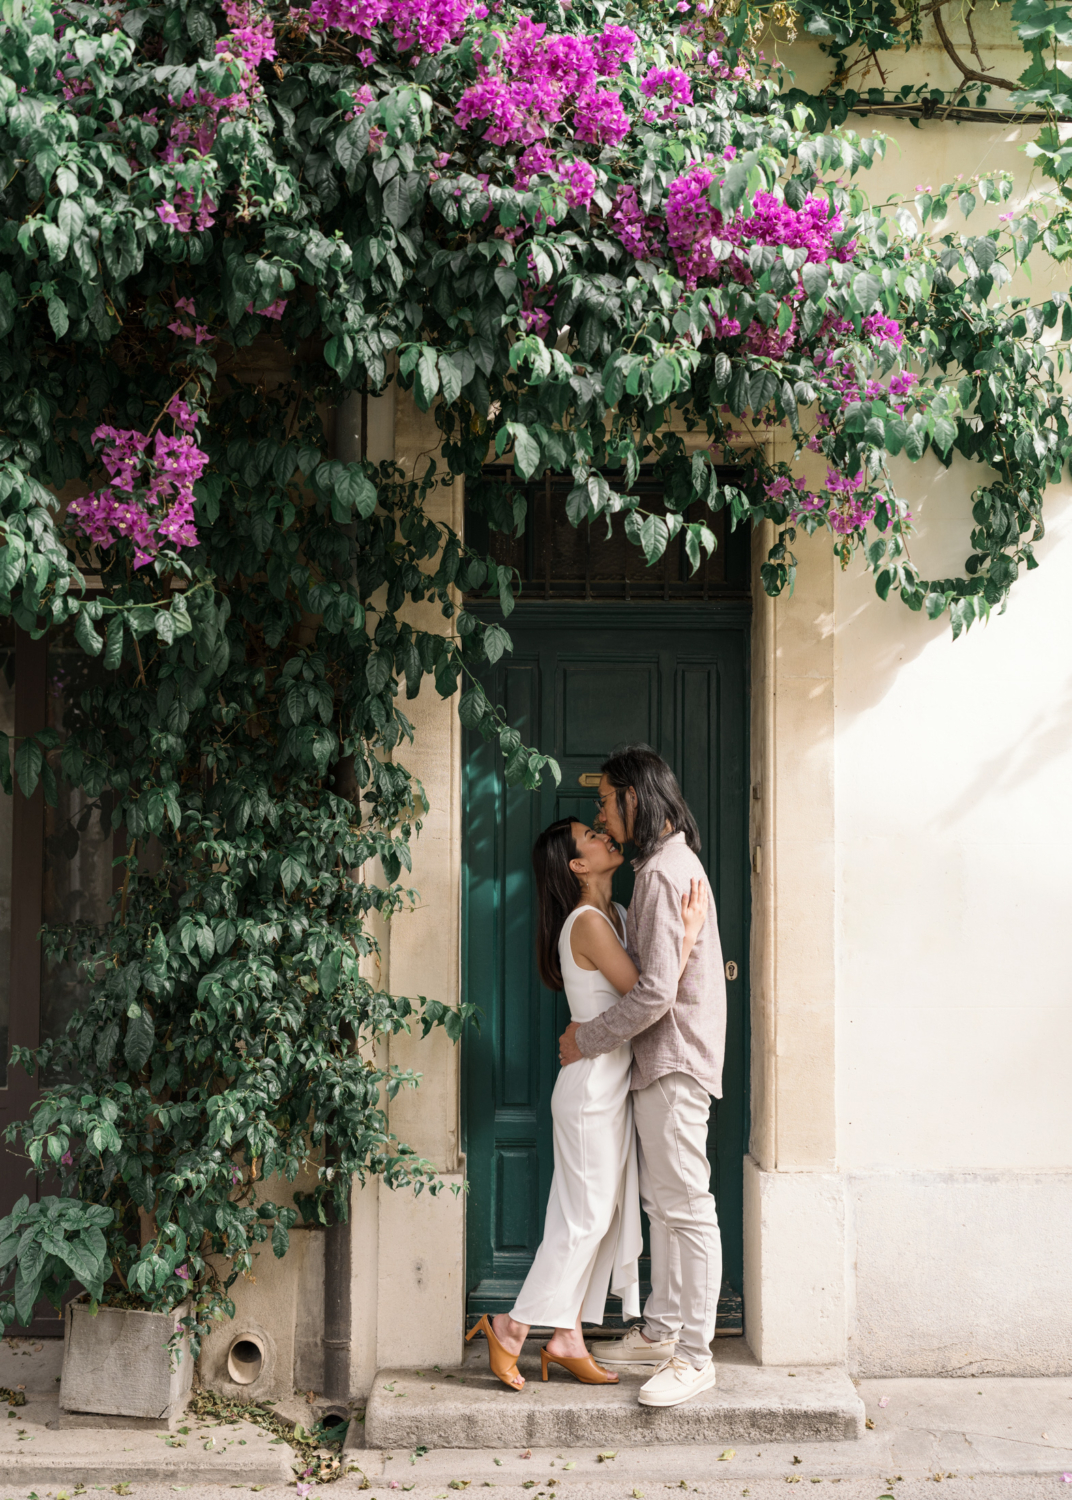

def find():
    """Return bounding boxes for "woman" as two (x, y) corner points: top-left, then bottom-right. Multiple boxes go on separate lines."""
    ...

(467, 817), (707, 1390)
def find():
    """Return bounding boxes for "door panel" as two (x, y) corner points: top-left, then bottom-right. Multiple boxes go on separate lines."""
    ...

(463, 604), (750, 1327)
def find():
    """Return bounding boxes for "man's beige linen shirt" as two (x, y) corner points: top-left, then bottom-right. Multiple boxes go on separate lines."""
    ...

(573, 832), (727, 1098)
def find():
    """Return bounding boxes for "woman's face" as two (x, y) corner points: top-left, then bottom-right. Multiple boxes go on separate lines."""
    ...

(569, 821), (623, 879)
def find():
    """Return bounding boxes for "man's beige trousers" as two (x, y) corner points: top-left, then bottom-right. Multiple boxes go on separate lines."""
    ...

(633, 1071), (722, 1368)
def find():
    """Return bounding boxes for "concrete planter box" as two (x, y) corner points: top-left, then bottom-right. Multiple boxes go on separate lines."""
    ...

(59, 1299), (193, 1428)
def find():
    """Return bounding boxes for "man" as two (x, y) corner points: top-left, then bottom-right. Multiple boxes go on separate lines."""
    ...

(558, 744), (726, 1407)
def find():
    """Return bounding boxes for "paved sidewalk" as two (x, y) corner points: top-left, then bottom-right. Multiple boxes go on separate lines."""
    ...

(0, 1336), (1068, 1500)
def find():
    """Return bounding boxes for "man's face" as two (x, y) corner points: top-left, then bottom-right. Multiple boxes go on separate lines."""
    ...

(594, 773), (631, 846)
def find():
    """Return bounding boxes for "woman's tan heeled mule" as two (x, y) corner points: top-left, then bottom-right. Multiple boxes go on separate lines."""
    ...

(466, 1314), (525, 1390)
(540, 1346), (619, 1384)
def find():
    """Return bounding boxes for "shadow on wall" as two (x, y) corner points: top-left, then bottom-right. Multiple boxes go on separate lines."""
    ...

(830, 452), (1072, 719)
(938, 678), (1072, 827)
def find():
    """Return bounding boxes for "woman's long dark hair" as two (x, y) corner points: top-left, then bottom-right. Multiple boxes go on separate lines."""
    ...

(532, 817), (582, 991)
(601, 744), (701, 860)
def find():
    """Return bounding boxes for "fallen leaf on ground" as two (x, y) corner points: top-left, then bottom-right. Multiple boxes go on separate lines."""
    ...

(865, 1419), (874, 1430)
(719, 1450), (735, 1462)
(632, 1488), (644, 1497)
(791, 1457), (802, 1466)
(112, 1486), (132, 1496)
(493, 1460), (502, 1467)
(878, 1397), (890, 1408)
(596, 1452), (617, 1463)
(448, 1482), (471, 1490)
(562, 1464), (575, 1472)
(519, 1451), (532, 1460)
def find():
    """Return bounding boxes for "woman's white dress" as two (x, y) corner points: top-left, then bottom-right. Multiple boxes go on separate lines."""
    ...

(509, 904), (642, 1328)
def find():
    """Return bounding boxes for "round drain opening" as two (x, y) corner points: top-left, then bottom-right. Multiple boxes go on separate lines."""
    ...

(227, 1335), (265, 1385)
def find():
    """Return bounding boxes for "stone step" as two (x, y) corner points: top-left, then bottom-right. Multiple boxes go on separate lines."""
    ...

(364, 1344), (865, 1449)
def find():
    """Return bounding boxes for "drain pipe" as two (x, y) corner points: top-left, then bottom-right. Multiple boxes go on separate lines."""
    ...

(320, 389), (363, 1407)
(322, 1168), (353, 1403)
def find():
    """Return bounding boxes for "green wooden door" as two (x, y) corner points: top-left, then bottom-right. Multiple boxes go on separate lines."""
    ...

(463, 603), (750, 1328)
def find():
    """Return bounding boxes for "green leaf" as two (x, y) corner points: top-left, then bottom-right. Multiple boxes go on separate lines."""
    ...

(0, 543), (24, 595)
(458, 687), (488, 729)
(366, 650), (393, 693)
(382, 172), (425, 230)
(852, 271), (882, 310)
(801, 262), (830, 302)
(483, 624), (511, 664)
(47, 296), (69, 340)
(506, 423), (541, 479)
(74, 609), (103, 657)
(415, 348), (440, 410)
(650, 357), (676, 404)
(14, 737), (42, 797)
(335, 465), (378, 518)
(124, 1007), (154, 1073)
(103, 621), (124, 671)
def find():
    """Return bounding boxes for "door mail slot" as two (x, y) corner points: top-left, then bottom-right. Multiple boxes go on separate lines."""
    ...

(578, 773), (602, 787)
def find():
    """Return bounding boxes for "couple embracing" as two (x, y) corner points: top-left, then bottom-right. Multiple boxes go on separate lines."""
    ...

(468, 745), (726, 1409)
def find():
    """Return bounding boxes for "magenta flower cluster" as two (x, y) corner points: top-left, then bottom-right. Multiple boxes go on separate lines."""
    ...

(515, 147), (597, 209)
(68, 397), (206, 568)
(663, 167), (845, 289)
(456, 16), (634, 147)
(764, 470), (887, 536)
(154, 0), (277, 233)
(639, 65), (692, 122)
(309, 0), (471, 54)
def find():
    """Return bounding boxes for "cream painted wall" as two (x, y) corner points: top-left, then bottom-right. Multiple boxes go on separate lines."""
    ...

(347, 386), (468, 1397)
(816, 95), (1072, 1173)
(744, 50), (1072, 1372)
(835, 458), (1072, 1172)
(798, 76), (1072, 1373)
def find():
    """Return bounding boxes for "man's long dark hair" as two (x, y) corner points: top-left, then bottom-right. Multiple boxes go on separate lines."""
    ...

(532, 817), (582, 991)
(601, 744), (701, 860)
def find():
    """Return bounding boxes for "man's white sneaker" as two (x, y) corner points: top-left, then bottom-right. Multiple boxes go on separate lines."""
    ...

(589, 1326), (678, 1365)
(637, 1355), (718, 1407)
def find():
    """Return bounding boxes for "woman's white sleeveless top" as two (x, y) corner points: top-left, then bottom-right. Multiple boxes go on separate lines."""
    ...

(558, 903), (629, 1021)
(505, 897), (641, 1327)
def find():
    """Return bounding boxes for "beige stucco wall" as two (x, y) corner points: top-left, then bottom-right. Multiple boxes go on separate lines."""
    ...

(348, 387), (468, 1398)
(745, 55), (1072, 1372)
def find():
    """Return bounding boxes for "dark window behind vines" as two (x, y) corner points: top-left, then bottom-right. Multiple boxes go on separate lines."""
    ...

(465, 468), (751, 603)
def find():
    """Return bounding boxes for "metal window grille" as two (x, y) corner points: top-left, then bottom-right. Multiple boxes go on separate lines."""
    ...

(464, 467), (751, 603)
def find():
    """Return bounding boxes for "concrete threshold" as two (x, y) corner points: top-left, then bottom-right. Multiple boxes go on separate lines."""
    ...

(364, 1340), (864, 1448)
(0, 1392), (298, 1486)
